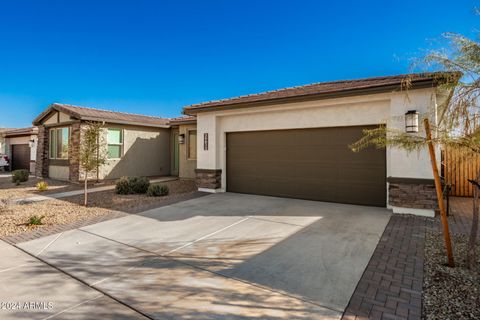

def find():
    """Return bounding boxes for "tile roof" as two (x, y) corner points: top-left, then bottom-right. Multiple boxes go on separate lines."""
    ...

(2, 127), (38, 137)
(184, 71), (460, 114)
(33, 103), (170, 127)
(168, 115), (197, 125)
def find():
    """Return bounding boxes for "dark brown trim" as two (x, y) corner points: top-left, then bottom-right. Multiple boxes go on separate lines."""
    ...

(44, 120), (81, 128)
(387, 177), (434, 185)
(49, 159), (69, 166)
(169, 120), (197, 125)
(183, 80), (438, 115)
(195, 168), (222, 174)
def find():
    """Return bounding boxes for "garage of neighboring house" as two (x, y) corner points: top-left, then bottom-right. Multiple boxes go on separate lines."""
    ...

(11, 144), (30, 171)
(2, 127), (38, 173)
(184, 72), (458, 217)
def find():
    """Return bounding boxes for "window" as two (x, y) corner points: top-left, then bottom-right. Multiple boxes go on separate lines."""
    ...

(49, 127), (69, 159)
(107, 128), (123, 159)
(188, 130), (197, 160)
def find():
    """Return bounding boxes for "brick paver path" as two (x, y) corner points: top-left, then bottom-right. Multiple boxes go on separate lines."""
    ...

(342, 215), (427, 320)
(343, 196), (475, 320)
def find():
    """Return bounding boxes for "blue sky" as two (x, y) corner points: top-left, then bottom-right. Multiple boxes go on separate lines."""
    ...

(0, 0), (477, 128)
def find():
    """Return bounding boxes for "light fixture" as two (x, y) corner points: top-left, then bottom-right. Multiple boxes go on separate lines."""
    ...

(28, 139), (36, 148)
(178, 134), (185, 144)
(405, 110), (419, 133)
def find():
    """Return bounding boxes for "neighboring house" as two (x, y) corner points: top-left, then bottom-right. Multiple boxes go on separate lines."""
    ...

(32, 104), (174, 182)
(183, 72), (456, 217)
(1, 127), (38, 173)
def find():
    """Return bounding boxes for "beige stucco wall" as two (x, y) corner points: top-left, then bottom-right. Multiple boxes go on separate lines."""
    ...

(178, 124), (197, 179)
(196, 88), (440, 215)
(95, 124), (171, 180)
(44, 111), (71, 125)
(49, 165), (69, 180)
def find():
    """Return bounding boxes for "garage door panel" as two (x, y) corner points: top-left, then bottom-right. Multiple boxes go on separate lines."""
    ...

(226, 126), (386, 207)
(11, 144), (30, 171)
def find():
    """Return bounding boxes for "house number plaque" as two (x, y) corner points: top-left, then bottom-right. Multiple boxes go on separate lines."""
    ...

(203, 133), (208, 150)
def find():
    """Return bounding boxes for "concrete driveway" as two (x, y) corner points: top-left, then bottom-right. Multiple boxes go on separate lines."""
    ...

(3, 193), (391, 319)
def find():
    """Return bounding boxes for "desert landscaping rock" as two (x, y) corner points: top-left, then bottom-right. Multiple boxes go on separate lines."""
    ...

(423, 231), (480, 320)
(0, 178), (198, 237)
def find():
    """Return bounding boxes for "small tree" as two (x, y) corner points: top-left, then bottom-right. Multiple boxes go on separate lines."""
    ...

(351, 31), (480, 269)
(79, 122), (108, 206)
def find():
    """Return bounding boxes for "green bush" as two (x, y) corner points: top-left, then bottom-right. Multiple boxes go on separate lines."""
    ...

(115, 177), (132, 194)
(115, 176), (150, 195)
(147, 184), (169, 197)
(130, 176), (150, 194)
(27, 215), (45, 226)
(12, 169), (29, 184)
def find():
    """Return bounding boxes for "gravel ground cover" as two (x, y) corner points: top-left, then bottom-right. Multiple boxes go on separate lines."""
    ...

(61, 179), (198, 213)
(423, 231), (480, 320)
(0, 176), (83, 200)
(0, 178), (197, 237)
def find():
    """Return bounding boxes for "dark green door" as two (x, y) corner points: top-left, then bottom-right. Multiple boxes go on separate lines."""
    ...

(172, 132), (179, 176)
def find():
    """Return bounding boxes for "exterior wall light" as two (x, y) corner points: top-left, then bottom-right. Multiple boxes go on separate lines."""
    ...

(28, 139), (36, 148)
(178, 134), (185, 144)
(405, 110), (419, 133)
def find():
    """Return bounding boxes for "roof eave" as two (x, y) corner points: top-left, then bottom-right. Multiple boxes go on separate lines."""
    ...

(80, 117), (171, 128)
(183, 79), (439, 115)
(32, 104), (80, 126)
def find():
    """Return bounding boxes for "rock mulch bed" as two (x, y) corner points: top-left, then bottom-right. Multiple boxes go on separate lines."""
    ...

(0, 179), (199, 238)
(0, 176), (82, 201)
(0, 197), (114, 237)
(61, 179), (198, 213)
(423, 231), (480, 320)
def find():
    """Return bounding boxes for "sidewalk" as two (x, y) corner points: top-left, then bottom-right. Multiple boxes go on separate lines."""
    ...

(10, 176), (178, 205)
(0, 240), (146, 319)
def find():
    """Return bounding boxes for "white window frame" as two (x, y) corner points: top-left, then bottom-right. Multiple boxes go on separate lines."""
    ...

(107, 128), (123, 159)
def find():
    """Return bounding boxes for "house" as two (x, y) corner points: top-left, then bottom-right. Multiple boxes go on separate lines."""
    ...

(31, 72), (455, 217)
(32, 103), (198, 182)
(0, 127), (38, 173)
(183, 72), (457, 217)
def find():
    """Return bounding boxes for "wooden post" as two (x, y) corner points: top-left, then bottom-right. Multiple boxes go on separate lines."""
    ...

(424, 118), (454, 267)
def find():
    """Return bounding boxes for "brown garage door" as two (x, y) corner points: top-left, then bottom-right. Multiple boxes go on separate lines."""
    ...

(226, 125), (386, 207)
(11, 144), (30, 171)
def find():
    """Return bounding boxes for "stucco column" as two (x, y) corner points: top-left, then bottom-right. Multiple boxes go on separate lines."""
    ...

(195, 113), (222, 191)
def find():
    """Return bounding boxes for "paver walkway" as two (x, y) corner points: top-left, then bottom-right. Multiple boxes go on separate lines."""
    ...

(10, 176), (178, 205)
(342, 196), (475, 320)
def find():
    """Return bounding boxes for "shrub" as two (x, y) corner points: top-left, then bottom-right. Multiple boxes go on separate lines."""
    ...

(27, 215), (45, 226)
(36, 181), (49, 191)
(130, 176), (150, 194)
(147, 184), (169, 197)
(115, 176), (150, 195)
(115, 177), (132, 195)
(12, 169), (29, 184)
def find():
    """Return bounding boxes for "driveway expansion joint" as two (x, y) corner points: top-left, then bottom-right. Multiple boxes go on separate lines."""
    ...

(10, 240), (155, 320)
(78, 221), (342, 314)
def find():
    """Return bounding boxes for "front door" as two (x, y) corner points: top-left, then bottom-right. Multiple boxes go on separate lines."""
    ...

(172, 131), (179, 176)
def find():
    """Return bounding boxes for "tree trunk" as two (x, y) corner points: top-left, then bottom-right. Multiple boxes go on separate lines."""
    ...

(424, 118), (455, 267)
(84, 172), (88, 207)
(467, 170), (480, 270)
